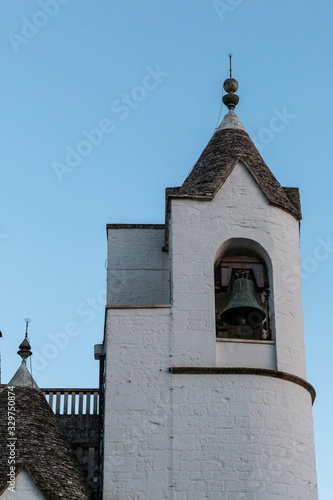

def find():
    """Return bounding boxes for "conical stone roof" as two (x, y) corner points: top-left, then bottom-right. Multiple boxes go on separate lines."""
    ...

(0, 362), (93, 499)
(163, 107), (301, 251)
(7, 359), (39, 389)
(176, 110), (301, 220)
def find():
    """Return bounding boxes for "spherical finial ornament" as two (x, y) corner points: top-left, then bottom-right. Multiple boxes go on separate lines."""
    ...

(223, 78), (239, 93)
(223, 77), (239, 111)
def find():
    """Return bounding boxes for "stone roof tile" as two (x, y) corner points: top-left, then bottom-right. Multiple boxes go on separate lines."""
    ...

(162, 112), (302, 251)
(177, 125), (301, 220)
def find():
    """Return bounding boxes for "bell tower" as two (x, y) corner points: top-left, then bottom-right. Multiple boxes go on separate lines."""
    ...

(102, 71), (318, 499)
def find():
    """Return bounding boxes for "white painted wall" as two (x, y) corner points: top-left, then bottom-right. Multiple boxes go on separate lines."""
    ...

(104, 308), (317, 499)
(170, 373), (317, 499)
(104, 162), (317, 498)
(216, 340), (276, 369)
(104, 307), (172, 500)
(1, 470), (45, 500)
(170, 162), (305, 378)
(107, 227), (169, 305)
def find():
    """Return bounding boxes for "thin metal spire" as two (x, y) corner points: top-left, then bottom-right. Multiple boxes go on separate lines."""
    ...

(229, 53), (233, 78)
(18, 318), (32, 362)
(24, 317), (31, 339)
(223, 55), (239, 111)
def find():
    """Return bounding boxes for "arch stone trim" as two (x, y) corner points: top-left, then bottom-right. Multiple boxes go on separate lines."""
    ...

(169, 366), (316, 404)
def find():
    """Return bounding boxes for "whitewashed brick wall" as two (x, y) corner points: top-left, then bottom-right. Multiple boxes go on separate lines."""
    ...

(103, 162), (317, 498)
(104, 307), (173, 500)
(107, 227), (169, 306)
(1, 470), (46, 500)
(170, 374), (317, 499)
(170, 162), (305, 378)
(104, 308), (317, 499)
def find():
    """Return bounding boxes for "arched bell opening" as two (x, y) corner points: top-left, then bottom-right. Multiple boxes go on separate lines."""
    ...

(214, 239), (272, 341)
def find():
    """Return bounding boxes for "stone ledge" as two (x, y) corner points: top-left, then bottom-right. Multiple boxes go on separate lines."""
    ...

(169, 367), (316, 404)
(107, 224), (165, 229)
(216, 338), (275, 344)
(106, 304), (172, 309)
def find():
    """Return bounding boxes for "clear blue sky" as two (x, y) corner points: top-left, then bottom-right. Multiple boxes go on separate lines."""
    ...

(0, 1), (332, 497)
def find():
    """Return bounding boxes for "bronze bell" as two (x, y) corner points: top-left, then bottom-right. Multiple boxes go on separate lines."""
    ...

(220, 275), (266, 326)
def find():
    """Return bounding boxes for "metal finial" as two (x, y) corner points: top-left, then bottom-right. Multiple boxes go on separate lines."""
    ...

(18, 318), (32, 362)
(223, 54), (239, 111)
(228, 53), (233, 78)
(24, 317), (31, 338)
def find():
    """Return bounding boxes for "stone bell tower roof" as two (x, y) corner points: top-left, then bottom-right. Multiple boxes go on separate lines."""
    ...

(165, 76), (301, 230)
(0, 331), (93, 499)
(177, 109), (301, 219)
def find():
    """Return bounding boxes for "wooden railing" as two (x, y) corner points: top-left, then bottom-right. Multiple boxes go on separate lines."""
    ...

(42, 388), (99, 415)
(0, 385), (99, 415)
